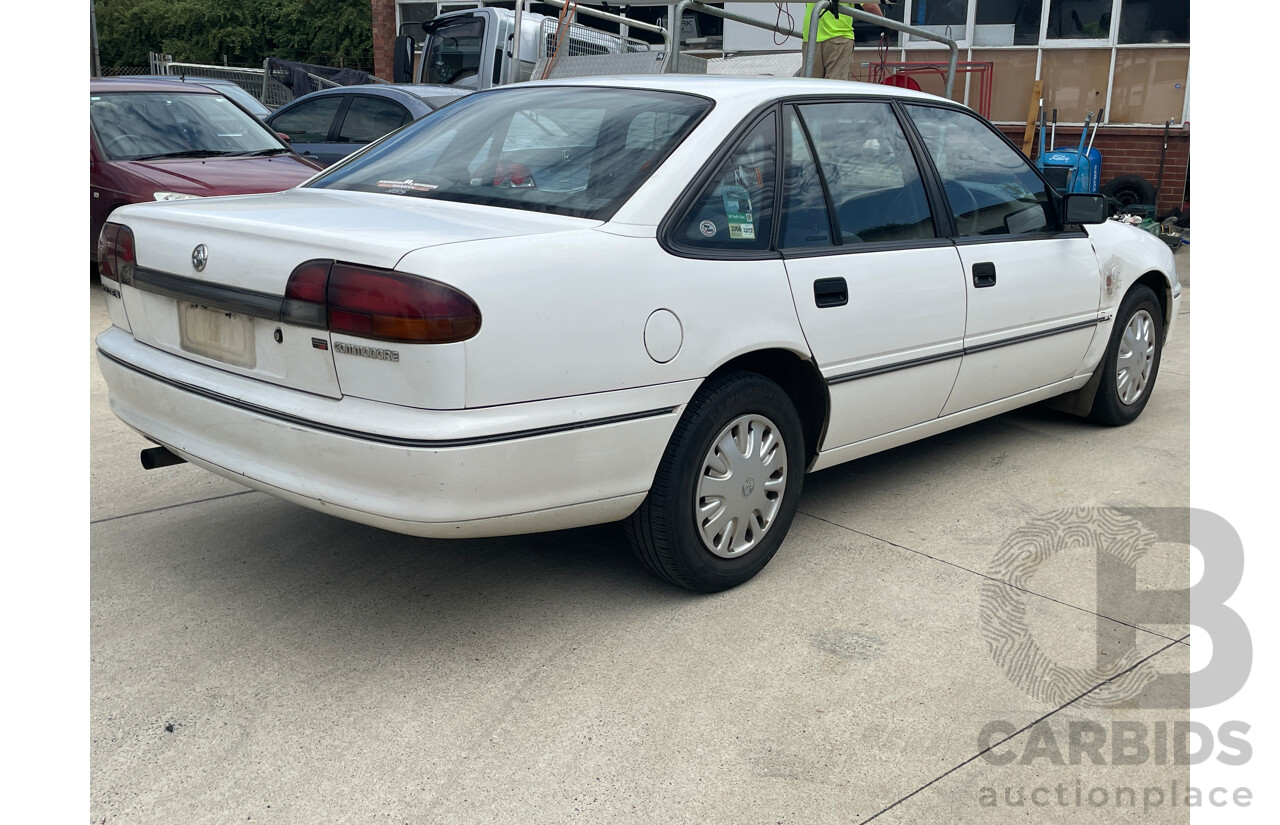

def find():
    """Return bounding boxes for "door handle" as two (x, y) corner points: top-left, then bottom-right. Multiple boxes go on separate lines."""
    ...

(972, 262), (997, 288)
(814, 277), (848, 308)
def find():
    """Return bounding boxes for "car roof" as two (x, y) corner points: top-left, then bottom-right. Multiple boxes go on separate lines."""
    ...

(90, 77), (223, 94)
(126, 74), (242, 88)
(509, 74), (948, 108)
(285, 84), (469, 101)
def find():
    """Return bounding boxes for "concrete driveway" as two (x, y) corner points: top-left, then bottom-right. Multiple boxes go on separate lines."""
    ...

(91, 248), (1192, 823)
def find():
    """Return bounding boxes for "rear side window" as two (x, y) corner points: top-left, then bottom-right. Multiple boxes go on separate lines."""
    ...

(793, 101), (936, 245)
(905, 104), (1056, 237)
(779, 108), (831, 249)
(671, 113), (777, 252)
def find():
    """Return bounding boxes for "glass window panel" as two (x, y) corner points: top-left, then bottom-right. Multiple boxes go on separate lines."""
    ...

(909, 0), (971, 27)
(1110, 48), (1189, 125)
(1047, 0), (1112, 39)
(779, 109), (833, 249)
(92, 92), (284, 160)
(975, 0), (1043, 45)
(1118, 0), (1188, 44)
(422, 16), (484, 85)
(336, 97), (410, 143)
(270, 96), (344, 143)
(314, 87), (709, 220)
(972, 50), (1039, 122)
(876, 3), (907, 47)
(397, 2), (439, 24)
(798, 102), (936, 244)
(673, 113), (777, 251)
(906, 104), (1054, 237)
(1040, 49), (1111, 122)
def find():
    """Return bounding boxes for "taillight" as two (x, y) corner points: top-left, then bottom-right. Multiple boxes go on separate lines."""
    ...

(493, 161), (536, 189)
(97, 222), (136, 285)
(282, 260), (481, 344)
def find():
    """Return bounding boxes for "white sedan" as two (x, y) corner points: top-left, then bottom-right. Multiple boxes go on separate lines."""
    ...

(96, 76), (1179, 592)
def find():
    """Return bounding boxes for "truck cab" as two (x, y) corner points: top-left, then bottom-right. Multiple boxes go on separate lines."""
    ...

(410, 6), (657, 91)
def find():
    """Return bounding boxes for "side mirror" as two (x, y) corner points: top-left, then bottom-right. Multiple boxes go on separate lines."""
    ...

(276, 132), (291, 143)
(392, 35), (415, 84)
(1063, 193), (1108, 225)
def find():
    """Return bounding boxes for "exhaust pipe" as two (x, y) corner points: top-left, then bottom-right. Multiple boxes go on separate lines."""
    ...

(140, 446), (187, 470)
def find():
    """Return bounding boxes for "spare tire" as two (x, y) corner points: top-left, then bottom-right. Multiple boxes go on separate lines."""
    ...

(1101, 175), (1157, 208)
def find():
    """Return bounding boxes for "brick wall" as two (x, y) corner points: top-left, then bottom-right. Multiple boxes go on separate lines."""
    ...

(998, 124), (1190, 214)
(372, 0), (396, 81)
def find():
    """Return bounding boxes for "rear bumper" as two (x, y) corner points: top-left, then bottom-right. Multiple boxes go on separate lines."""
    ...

(97, 327), (691, 537)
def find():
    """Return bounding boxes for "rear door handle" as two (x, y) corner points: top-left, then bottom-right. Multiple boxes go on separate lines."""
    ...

(814, 277), (848, 308)
(972, 262), (997, 288)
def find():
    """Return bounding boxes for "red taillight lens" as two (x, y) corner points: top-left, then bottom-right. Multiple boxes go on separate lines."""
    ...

(97, 222), (135, 284)
(281, 259), (481, 344)
(493, 161), (536, 189)
(329, 263), (481, 344)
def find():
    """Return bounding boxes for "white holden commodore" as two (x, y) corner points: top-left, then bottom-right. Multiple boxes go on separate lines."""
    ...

(97, 76), (1180, 592)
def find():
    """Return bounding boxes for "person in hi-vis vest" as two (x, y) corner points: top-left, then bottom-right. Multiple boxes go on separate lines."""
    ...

(800, 2), (884, 81)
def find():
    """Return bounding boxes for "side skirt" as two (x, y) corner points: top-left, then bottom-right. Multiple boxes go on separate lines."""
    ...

(809, 374), (1093, 472)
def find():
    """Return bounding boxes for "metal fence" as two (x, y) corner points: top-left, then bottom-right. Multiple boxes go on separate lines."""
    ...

(100, 54), (384, 109)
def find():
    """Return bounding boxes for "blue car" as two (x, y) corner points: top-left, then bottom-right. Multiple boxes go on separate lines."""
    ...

(265, 84), (470, 167)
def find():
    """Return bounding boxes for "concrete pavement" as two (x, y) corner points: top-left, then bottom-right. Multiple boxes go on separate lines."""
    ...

(91, 247), (1192, 823)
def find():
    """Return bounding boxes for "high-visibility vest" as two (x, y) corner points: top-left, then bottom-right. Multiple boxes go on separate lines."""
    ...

(801, 3), (868, 43)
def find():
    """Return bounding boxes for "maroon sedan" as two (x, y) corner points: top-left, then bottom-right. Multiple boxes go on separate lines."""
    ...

(90, 78), (322, 257)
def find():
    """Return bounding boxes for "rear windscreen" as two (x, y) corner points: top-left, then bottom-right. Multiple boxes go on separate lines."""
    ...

(308, 87), (711, 219)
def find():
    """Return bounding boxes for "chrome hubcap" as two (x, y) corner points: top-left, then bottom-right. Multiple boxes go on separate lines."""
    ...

(695, 414), (788, 558)
(1116, 309), (1156, 405)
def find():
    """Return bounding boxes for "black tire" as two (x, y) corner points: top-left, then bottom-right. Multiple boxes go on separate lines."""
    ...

(1101, 174), (1157, 209)
(1088, 285), (1164, 426)
(625, 371), (806, 592)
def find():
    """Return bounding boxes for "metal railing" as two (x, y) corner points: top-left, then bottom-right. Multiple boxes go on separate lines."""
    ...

(514, 0), (671, 73)
(665, 0), (959, 97)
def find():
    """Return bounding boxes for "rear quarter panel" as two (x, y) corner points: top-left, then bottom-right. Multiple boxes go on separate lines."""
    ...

(395, 227), (812, 408)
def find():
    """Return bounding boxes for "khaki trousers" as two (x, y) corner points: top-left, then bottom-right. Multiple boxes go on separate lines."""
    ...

(800, 37), (855, 81)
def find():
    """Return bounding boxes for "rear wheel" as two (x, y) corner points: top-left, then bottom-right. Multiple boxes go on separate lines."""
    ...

(625, 371), (805, 592)
(1088, 285), (1164, 425)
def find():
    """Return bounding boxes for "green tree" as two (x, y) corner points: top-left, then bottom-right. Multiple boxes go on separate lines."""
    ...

(97, 0), (374, 70)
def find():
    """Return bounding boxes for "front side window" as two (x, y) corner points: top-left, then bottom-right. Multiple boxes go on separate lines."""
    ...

(91, 92), (285, 161)
(672, 113), (777, 252)
(906, 104), (1054, 237)
(270, 96), (344, 143)
(794, 101), (936, 245)
(337, 97), (411, 143)
(310, 87), (709, 219)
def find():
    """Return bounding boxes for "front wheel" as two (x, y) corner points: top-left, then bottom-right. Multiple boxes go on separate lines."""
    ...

(625, 371), (806, 592)
(1088, 285), (1164, 426)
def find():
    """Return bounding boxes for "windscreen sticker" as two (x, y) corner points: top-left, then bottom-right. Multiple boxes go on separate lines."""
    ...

(377, 179), (438, 192)
(699, 220), (717, 238)
(727, 212), (755, 240)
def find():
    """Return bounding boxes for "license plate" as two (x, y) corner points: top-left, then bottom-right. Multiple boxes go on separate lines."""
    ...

(178, 303), (256, 368)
